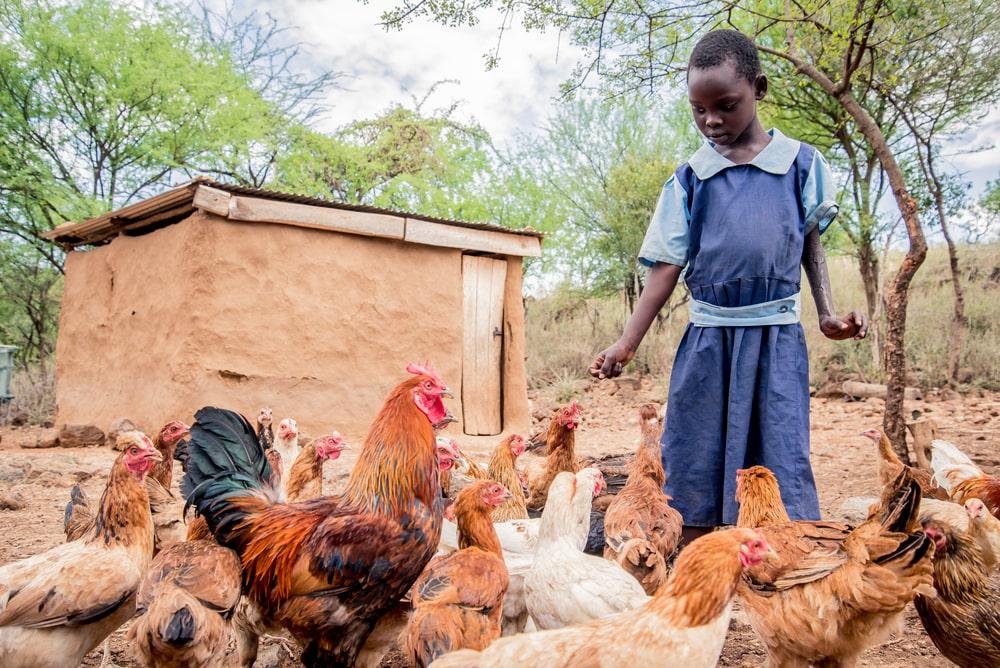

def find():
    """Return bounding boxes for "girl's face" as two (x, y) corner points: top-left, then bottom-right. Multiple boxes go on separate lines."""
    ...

(687, 60), (767, 147)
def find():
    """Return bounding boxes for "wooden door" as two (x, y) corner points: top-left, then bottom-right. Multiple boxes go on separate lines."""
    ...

(462, 255), (507, 435)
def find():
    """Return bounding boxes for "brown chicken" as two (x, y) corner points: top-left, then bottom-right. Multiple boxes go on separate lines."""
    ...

(0, 433), (161, 667)
(487, 434), (528, 522)
(930, 439), (1000, 518)
(525, 401), (581, 511)
(182, 362), (452, 667)
(603, 405), (682, 595)
(429, 528), (772, 667)
(916, 519), (1000, 667)
(286, 433), (347, 502)
(128, 539), (242, 668)
(861, 428), (947, 500)
(404, 480), (512, 667)
(965, 498), (1000, 571)
(149, 420), (191, 489)
(735, 465), (935, 667)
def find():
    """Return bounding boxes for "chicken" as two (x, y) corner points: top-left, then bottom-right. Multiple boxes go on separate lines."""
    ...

(916, 519), (1000, 667)
(149, 420), (190, 489)
(429, 528), (773, 668)
(525, 468), (648, 629)
(932, 438), (1000, 517)
(404, 480), (512, 667)
(64, 423), (192, 553)
(63, 483), (93, 542)
(286, 433), (347, 502)
(524, 401), (581, 511)
(127, 539), (242, 667)
(861, 428), (947, 500)
(0, 433), (161, 667)
(735, 465), (935, 668)
(257, 407), (274, 450)
(603, 405), (682, 594)
(181, 361), (452, 667)
(438, 437), (470, 498)
(273, 416), (300, 493)
(966, 498), (1000, 571)
(487, 435), (529, 522)
(265, 448), (285, 490)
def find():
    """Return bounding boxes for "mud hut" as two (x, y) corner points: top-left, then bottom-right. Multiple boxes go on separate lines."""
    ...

(44, 178), (542, 441)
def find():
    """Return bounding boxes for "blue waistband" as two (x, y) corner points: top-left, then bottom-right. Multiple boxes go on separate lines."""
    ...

(689, 292), (801, 327)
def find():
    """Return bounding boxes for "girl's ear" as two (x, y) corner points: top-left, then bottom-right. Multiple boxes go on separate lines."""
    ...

(754, 74), (768, 101)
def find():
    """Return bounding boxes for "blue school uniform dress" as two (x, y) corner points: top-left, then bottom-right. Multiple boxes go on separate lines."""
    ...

(639, 129), (839, 527)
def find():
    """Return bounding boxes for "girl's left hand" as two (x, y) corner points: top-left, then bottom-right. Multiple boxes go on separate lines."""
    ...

(820, 311), (868, 340)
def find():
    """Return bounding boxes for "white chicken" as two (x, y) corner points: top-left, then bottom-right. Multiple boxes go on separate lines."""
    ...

(273, 417), (300, 494)
(525, 468), (648, 629)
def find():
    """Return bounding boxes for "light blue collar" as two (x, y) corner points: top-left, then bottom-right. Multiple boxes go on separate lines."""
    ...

(688, 128), (801, 180)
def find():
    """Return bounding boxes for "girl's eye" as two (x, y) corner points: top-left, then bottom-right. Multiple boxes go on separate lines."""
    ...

(722, 103), (737, 112)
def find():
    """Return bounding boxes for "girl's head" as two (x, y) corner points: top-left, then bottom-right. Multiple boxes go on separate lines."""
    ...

(687, 30), (766, 146)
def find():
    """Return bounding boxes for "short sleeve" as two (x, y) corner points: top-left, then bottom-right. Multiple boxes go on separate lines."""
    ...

(802, 150), (839, 235)
(638, 174), (690, 267)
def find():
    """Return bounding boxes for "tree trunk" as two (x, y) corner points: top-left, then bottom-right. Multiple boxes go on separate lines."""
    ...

(835, 91), (927, 464)
(926, 163), (966, 386)
(856, 237), (883, 367)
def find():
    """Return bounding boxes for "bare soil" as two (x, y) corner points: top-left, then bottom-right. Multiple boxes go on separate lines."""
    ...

(2, 380), (997, 667)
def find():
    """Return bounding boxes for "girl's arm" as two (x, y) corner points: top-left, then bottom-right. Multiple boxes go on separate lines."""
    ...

(802, 227), (868, 340)
(589, 263), (684, 379)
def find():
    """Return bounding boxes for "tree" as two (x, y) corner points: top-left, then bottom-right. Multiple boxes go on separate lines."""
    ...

(497, 95), (698, 308)
(379, 0), (1000, 459)
(0, 0), (331, 363)
(274, 84), (498, 222)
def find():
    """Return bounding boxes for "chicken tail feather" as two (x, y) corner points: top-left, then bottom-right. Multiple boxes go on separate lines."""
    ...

(180, 407), (275, 546)
(874, 468), (922, 533)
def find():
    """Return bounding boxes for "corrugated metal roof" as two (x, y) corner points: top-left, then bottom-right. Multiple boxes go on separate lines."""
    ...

(43, 176), (544, 247)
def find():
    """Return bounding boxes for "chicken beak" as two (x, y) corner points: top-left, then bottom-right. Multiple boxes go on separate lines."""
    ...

(441, 387), (454, 399)
(145, 449), (164, 463)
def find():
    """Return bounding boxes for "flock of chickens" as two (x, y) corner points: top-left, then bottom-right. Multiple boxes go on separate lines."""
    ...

(0, 361), (999, 668)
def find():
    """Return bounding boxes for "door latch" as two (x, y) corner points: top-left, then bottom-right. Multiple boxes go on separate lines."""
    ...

(493, 327), (502, 338)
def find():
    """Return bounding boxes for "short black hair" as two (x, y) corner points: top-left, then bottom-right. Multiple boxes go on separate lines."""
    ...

(688, 29), (761, 84)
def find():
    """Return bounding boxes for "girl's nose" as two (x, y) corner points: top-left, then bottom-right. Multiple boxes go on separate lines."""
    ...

(706, 116), (722, 128)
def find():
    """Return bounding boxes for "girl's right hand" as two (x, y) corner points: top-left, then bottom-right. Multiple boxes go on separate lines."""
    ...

(589, 341), (636, 379)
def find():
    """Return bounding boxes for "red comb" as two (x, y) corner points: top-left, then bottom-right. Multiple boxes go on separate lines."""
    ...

(406, 360), (444, 385)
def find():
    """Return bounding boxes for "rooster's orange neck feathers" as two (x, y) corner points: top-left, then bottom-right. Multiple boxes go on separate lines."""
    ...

(343, 377), (441, 514)
(454, 487), (503, 557)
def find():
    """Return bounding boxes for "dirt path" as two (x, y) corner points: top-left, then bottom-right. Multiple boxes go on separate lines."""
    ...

(2, 383), (997, 666)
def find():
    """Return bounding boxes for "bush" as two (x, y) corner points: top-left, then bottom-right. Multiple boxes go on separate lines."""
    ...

(8, 364), (55, 425)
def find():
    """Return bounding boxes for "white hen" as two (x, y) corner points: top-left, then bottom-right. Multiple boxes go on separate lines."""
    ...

(273, 417), (300, 494)
(930, 439), (982, 496)
(525, 468), (648, 629)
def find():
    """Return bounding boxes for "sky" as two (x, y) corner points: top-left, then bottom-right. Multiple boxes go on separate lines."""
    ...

(249, 1), (998, 209)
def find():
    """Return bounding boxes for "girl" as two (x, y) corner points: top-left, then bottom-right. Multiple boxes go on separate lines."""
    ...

(589, 29), (867, 542)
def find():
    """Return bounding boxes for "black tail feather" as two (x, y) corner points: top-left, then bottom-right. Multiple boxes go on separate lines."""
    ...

(163, 606), (195, 647)
(180, 407), (274, 545)
(876, 468), (922, 533)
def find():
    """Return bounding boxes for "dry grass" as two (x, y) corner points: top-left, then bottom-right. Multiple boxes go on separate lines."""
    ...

(7, 364), (55, 425)
(526, 244), (1000, 392)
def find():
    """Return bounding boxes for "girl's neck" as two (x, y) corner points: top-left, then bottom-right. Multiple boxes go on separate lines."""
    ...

(713, 118), (770, 163)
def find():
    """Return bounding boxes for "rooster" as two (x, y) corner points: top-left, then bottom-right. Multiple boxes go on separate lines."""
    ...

(404, 480), (512, 667)
(257, 407), (274, 450)
(524, 401), (581, 511)
(917, 519), (1000, 667)
(429, 528), (772, 667)
(127, 539), (242, 667)
(861, 428), (947, 499)
(487, 435), (529, 522)
(931, 439), (1000, 517)
(181, 362), (452, 667)
(525, 468), (648, 629)
(0, 433), (161, 667)
(286, 433), (348, 502)
(735, 465), (935, 667)
(603, 405), (682, 594)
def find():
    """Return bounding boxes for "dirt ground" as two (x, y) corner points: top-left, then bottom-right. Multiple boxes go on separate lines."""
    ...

(1, 378), (997, 667)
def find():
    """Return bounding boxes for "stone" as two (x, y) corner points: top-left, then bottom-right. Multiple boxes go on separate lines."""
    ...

(0, 492), (27, 510)
(106, 417), (140, 448)
(19, 429), (59, 449)
(58, 423), (106, 448)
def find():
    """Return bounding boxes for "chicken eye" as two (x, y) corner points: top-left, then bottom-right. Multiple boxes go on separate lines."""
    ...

(424, 381), (433, 390)
(129, 447), (138, 455)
